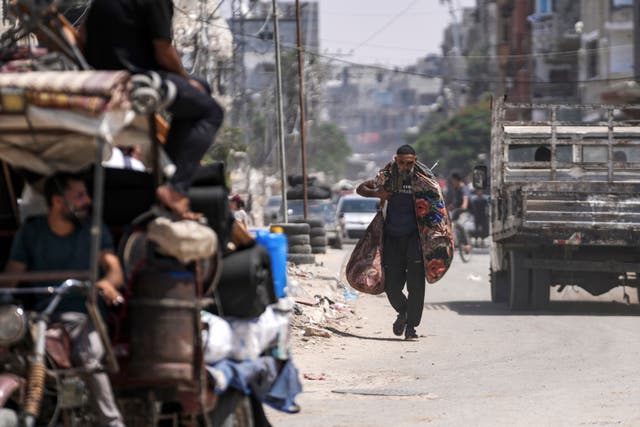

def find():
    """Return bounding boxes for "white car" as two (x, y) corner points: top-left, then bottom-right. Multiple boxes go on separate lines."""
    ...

(336, 194), (379, 240)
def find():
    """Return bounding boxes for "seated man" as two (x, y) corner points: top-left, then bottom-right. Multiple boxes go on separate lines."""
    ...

(4, 172), (125, 427)
(78, 0), (224, 220)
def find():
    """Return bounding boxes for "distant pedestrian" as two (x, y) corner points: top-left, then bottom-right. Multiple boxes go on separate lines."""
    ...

(229, 194), (248, 229)
(356, 145), (453, 340)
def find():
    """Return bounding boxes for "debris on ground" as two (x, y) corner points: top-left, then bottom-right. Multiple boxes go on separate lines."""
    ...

(286, 262), (358, 337)
(303, 373), (326, 381)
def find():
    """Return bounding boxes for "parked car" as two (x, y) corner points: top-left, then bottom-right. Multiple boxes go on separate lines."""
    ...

(262, 195), (282, 226)
(336, 194), (379, 240)
(283, 199), (343, 249)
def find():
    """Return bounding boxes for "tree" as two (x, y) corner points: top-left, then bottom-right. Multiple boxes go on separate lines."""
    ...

(411, 99), (491, 177)
(306, 123), (352, 180)
(203, 125), (247, 163)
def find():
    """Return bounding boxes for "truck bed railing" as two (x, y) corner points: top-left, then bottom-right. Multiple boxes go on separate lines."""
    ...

(492, 99), (640, 185)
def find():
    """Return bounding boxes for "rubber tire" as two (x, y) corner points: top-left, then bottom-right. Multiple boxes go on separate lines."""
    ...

(331, 232), (343, 249)
(288, 253), (315, 265)
(309, 227), (326, 237)
(311, 246), (327, 254)
(531, 268), (551, 309)
(293, 218), (324, 228)
(509, 250), (531, 310)
(289, 244), (312, 254)
(287, 234), (310, 245)
(216, 393), (254, 427)
(310, 236), (327, 246)
(490, 268), (509, 303)
(271, 223), (310, 235)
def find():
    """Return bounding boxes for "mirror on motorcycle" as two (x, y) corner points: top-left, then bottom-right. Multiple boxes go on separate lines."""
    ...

(472, 165), (488, 190)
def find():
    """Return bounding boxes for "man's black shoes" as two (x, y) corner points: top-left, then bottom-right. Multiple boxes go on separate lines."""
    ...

(393, 313), (406, 336)
(405, 325), (418, 340)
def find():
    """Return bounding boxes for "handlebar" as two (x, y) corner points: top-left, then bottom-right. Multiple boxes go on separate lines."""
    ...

(0, 279), (91, 316)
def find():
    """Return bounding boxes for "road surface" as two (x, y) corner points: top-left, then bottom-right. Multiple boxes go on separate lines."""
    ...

(267, 245), (640, 427)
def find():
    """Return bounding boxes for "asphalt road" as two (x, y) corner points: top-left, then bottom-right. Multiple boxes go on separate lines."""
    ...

(267, 245), (640, 427)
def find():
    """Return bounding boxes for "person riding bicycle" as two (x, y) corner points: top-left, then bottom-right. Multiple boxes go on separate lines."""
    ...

(3, 172), (125, 427)
(445, 171), (472, 254)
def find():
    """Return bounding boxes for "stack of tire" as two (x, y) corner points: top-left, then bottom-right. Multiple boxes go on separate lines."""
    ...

(270, 223), (315, 265)
(295, 218), (327, 254)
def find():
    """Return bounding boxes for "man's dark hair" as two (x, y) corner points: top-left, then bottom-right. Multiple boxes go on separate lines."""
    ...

(450, 170), (463, 181)
(396, 144), (416, 155)
(534, 146), (551, 162)
(43, 173), (85, 207)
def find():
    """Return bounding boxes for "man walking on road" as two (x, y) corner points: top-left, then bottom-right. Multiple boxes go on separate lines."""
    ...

(356, 145), (453, 340)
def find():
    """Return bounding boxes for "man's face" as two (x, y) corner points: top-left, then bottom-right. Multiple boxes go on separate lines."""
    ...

(54, 180), (92, 222)
(395, 154), (417, 173)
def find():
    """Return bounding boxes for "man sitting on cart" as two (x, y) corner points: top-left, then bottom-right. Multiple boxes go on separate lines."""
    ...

(3, 172), (125, 427)
(78, 0), (225, 220)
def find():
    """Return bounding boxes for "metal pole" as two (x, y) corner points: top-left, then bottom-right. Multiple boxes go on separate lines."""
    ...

(272, 0), (288, 222)
(295, 0), (308, 219)
(635, 0), (640, 82)
(89, 137), (118, 373)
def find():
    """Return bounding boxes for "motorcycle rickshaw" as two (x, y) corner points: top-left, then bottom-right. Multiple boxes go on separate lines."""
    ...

(0, 2), (279, 426)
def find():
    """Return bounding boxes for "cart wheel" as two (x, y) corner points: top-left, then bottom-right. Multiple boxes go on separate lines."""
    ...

(207, 392), (254, 427)
(221, 395), (254, 427)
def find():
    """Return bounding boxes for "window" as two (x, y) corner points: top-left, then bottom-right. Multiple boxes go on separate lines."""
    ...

(508, 145), (572, 163)
(583, 146), (640, 164)
(611, 0), (632, 8)
(536, 0), (554, 14)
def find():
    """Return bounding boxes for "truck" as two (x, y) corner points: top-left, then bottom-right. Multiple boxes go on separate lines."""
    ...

(475, 98), (640, 310)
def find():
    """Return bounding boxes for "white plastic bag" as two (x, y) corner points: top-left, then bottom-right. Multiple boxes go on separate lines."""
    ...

(201, 311), (233, 364)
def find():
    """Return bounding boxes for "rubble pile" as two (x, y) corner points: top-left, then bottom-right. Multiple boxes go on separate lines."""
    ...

(285, 262), (359, 338)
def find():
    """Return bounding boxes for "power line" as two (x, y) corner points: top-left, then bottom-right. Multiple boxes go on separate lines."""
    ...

(352, 0), (421, 53)
(221, 23), (636, 85)
(321, 7), (464, 17)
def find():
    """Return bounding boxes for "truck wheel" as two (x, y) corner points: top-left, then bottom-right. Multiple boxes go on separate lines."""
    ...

(509, 250), (531, 310)
(531, 268), (551, 309)
(490, 268), (509, 303)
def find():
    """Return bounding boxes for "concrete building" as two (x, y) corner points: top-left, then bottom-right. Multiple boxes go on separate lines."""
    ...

(173, 0), (233, 101)
(578, 0), (634, 107)
(324, 61), (441, 161)
(496, 0), (534, 119)
(462, 0), (499, 104)
(228, 1), (319, 93)
(529, 0), (581, 112)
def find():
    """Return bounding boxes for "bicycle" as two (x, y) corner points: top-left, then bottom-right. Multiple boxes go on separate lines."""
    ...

(452, 210), (473, 263)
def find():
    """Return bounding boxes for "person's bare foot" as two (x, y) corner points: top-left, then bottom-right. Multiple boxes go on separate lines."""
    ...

(156, 185), (203, 220)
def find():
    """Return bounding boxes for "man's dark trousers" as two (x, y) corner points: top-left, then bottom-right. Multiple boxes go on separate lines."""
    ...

(161, 72), (224, 195)
(382, 232), (425, 327)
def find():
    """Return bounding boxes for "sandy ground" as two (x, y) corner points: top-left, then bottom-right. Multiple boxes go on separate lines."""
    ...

(265, 245), (640, 427)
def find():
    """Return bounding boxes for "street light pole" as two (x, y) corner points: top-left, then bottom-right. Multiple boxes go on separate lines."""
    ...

(295, 0), (308, 219)
(272, 0), (288, 222)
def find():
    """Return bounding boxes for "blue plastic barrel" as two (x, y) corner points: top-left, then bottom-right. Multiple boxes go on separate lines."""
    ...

(255, 230), (288, 298)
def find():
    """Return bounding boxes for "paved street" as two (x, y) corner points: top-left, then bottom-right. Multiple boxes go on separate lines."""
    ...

(268, 245), (640, 427)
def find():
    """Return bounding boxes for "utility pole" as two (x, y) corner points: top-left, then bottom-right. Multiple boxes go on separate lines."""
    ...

(635, 0), (640, 82)
(441, 0), (462, 114)
(231, 0), (246, 127)
(295, 0), (308, 219)
(272, 0), (288, 222)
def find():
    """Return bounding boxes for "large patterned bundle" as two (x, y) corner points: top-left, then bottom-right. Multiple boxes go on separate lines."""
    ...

(0, 71), (130, 114)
